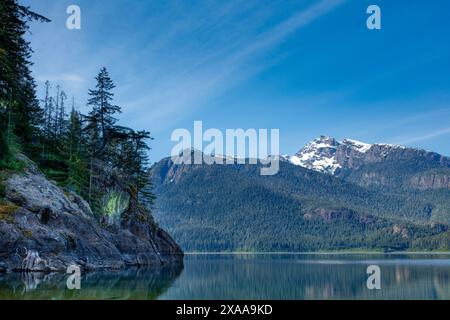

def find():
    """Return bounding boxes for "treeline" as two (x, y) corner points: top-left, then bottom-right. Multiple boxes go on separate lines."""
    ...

(38, 69), (154, 212)
(0, 0), (154, 215)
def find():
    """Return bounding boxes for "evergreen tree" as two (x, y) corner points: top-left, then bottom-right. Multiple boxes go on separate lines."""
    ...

(0, 0), (49, 166)
(58, 90), (67, 136)
(129, 130), (154, 204)
(37, 84), (71, 185)
(40, 80), (50, 157)
(86, 67), (121, 161)
(112, 129), (155, 205)
(65, 101), (88, 195)
(46, 96), (55, 146)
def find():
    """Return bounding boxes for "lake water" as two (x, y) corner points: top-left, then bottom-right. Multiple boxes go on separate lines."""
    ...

(1, 253), (450, 300)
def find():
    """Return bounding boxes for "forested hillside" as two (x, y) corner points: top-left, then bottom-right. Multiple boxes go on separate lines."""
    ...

(151, 152), (450, 252)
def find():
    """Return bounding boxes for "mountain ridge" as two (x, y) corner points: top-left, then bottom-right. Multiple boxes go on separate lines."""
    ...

(150, 141), (450, 252)
(284, 136), (450, 175)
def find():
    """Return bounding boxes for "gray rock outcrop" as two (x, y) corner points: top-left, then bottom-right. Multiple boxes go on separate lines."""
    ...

(0, 157), (183, 272)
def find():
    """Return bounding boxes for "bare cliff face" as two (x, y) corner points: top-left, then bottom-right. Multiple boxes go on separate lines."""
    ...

(0, 157), (183, 273)
(409, 172), (450, 190)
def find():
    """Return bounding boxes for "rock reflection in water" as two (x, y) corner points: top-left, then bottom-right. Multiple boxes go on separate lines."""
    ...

(0, 263), (183, 300)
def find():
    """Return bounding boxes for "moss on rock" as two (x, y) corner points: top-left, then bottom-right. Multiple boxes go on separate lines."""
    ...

(0, 201), (18, 222)
(102, 190), (130, 225)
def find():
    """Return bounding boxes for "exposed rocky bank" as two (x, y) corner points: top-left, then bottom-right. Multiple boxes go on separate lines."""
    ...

(0, 157), (183, 273)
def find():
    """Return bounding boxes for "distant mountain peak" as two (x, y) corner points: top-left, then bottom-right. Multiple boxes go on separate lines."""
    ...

(286, 136), (409, 174)
(287, 136), (342, 174)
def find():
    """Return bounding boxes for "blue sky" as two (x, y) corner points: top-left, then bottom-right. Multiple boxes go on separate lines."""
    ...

(22, 0), (450, 161)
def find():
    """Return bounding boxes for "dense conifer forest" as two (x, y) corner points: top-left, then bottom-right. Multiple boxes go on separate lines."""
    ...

(0, 0), (154, 216)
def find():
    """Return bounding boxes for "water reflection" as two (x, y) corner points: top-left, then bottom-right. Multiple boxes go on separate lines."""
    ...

(0, 263), (183, 300)
(159, 254), (450, 300)
(1, 254), (450, 300)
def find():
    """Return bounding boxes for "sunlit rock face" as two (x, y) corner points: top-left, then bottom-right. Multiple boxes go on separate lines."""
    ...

(102, 190), (130, 226)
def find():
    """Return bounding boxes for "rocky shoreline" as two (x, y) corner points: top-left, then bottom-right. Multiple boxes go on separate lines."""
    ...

(0, 157), (183, 273)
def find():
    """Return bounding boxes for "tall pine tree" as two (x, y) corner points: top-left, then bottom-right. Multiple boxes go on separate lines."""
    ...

(65, 100), (88, 195)
(0, 0), (49, 166)
(86, 67), (122, 162)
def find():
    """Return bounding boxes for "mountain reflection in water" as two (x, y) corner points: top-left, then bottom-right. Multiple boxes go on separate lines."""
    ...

(2, 254), (450, 300)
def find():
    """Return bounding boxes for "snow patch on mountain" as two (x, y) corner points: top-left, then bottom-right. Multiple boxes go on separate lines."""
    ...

(342, 139), (372, 153)
(285, 136), (342, 174)
(286, 136), (410, 174)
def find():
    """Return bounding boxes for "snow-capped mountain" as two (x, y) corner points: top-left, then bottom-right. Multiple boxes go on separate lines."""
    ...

(151, 137), (450, 252)
(285, 136), (342, 174)
(285, 136), (409, 175)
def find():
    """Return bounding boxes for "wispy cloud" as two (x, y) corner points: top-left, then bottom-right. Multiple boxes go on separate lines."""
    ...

(23, 0), (450, 159)
(25, 0), (346, 131)
(339, 94), (450, 143)
(394, 127), (450, 145)
(36, 73), (84, 86)
(124, 0), (346, 129)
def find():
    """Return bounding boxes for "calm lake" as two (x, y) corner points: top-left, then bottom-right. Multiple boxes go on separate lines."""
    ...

(1, 253), (450, 300)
